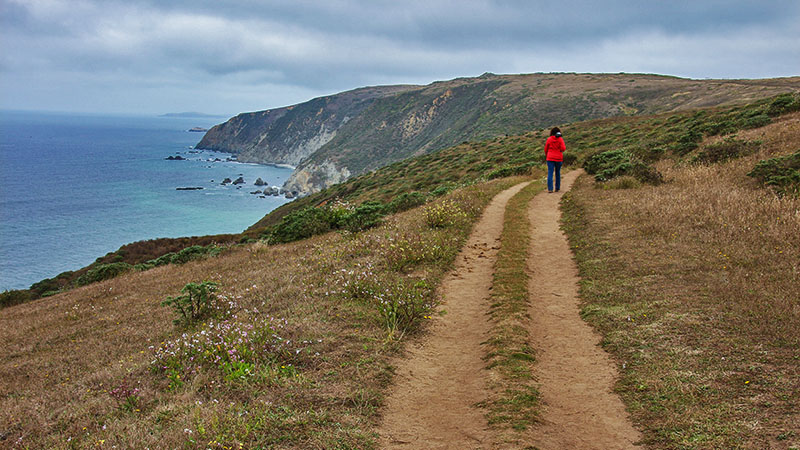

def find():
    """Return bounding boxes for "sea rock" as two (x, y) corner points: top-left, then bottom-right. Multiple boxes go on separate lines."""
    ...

(165, 155), (186, 160)
(176, 187), (204, 191)
(250, 190), (262, 195)
(254, 177), (266, 186)
(221, 177), (232, 185)
(232, 176), (245, 185)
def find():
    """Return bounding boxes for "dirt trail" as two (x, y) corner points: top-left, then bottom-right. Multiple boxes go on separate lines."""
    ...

(378, 172), (641, 449)
(525, 170), (642, 449)
(378, 181), (529, 449)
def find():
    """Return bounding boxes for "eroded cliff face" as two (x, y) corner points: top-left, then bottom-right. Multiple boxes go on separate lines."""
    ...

(197, 73), (800, 196)
(283, 161), (351, 195)
(195, 85), (417, 167)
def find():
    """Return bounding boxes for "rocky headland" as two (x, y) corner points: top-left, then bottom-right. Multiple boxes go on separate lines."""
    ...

(196, 73), (800, 196)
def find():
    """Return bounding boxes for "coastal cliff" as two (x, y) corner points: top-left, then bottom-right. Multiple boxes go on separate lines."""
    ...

(195, 85), (417, 168)
(197, 73), (800, 195)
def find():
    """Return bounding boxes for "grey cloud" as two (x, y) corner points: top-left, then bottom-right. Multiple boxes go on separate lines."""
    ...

(1, 0), (798, 114)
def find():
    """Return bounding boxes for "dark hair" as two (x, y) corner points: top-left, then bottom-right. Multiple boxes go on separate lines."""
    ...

(550, 127), (562, 136)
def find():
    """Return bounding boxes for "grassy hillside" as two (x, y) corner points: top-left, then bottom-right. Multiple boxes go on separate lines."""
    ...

(560, 110), (800, 448)
(196, 72), (800, 194)
(2, 91), (799, 448)
(287, 73), (800, 193)
(247, 92), (800, 235)
(0, 177), (523, 448)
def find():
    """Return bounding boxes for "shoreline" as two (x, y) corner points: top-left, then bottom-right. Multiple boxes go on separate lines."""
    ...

(2, 147), (294, 292)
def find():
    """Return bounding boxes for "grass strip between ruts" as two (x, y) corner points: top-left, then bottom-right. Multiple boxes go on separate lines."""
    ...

(481, 176), (544, 438)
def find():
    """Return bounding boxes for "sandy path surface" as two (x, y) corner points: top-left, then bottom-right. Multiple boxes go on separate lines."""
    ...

(378, 181), (529, 450)
(378, 172), (641, 449)
(525, 170), (642, 449)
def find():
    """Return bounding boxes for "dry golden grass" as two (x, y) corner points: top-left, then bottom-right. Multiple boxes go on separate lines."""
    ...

(561, 113), (800, 449)
(0, 177), (521, 448)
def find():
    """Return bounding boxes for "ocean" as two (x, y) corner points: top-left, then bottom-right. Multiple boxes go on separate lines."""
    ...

(0, 111), (293, 290)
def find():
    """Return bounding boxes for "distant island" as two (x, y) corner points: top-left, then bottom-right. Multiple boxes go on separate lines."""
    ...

(188, 127), (208, 132)
(160, 112), (227, 119)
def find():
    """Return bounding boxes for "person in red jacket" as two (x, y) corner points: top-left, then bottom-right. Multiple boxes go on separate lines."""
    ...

(544, 127), (566, 193)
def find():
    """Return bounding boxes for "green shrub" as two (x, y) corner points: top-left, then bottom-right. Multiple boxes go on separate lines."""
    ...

(134, 262), (155, 271)
(387, 191), (427, 213)
(267, 199), (394, 243)
(692, 138), (761, 165)
(487, 162), (535, 180)
(149, 252), (177, 267)
(767, 93), (800, 117)
(430, 184), (456, 197)
(29, 277), (61, 297)
(0, 289), (32, 308)
(147, 245), (221, 267)
(161, 281), (218, 325)
(75, 262), (133, 286)
(741, 114), (771, 129)
(670, 130), (703, 155)
(343, 201), (386, 232)
(748, 151), (800, 196)
(268, 206), (336, 244)
(704, 120), (737, 136)
(170, 245), (216, 264)
(562, 153), (578, 166)
(583, 149), (662, 185)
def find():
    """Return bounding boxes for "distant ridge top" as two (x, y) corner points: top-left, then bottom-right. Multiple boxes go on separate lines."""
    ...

(160, 112), (227, 118)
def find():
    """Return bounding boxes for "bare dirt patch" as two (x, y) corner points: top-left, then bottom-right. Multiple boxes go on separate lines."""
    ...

(525, 170), (642, 449)
(378, 182), (529, 449)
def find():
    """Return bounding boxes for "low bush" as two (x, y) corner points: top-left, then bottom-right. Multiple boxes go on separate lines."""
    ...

(161, 281), (219, 325)
(741, 114), (771, 129)
(423, 199), (469, 228)
(267, 206), (337, 244)
(670, 130), (703, 155)
(138, 245), (222, 269)
(387, 191), (427, 213)
(267, 200), (390, 243)
(0, 289), (32, 308)
(583, 149), (662, 184)
(343, 201), (385, 232)
(486, 162), (535, 180)
(430, 184), (456, 197)
(748, 151), (800, 197)
(692, 138), (761, 165)
(767, 93), (800, 117)
(29, 277), (61, 297)
(704, 119), (737, 136)
(75, 262), (133, 286)
(562, 152), (578, 166)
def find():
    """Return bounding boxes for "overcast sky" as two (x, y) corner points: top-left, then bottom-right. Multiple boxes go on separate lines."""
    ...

(1, 0), (799, 116)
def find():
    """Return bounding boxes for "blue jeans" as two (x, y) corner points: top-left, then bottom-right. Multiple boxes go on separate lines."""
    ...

(547, 161), (562, 191)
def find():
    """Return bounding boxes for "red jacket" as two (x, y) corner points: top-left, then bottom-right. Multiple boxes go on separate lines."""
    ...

(544, 136), (566, 162)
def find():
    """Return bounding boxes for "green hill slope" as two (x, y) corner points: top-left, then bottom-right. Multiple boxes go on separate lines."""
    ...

(197, 73), (800, 195)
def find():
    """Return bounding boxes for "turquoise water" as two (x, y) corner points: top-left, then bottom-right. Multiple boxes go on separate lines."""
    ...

(0, 111), (292, 290)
